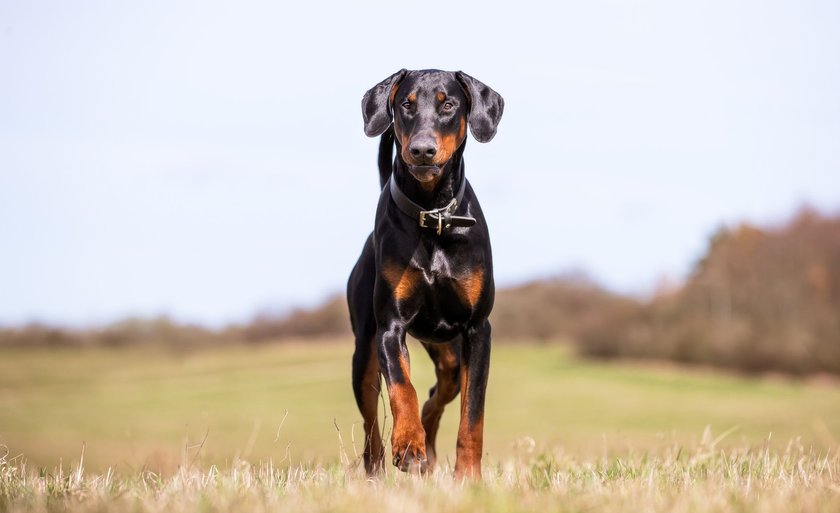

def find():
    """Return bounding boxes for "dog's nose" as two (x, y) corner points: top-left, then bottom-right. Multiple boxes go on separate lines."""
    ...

(409, 137), (437, 161)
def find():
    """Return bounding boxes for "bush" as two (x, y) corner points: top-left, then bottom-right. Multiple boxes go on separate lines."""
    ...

(577, 207), (840, 375)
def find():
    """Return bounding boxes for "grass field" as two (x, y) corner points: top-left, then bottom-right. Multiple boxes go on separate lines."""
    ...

(1, 340), (839, 512)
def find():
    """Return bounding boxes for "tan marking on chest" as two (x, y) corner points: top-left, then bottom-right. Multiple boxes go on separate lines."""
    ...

(455, 268), (484, 308)
(382, 263), (421, 301)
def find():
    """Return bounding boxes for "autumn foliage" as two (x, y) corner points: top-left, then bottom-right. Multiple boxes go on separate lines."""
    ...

(579, 208), (840, 375)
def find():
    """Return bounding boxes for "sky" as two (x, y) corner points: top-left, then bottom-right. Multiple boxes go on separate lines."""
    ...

(1, 0), (838, 327)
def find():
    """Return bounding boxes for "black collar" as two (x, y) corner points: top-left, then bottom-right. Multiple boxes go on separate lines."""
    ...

(388, 166), (477, 235)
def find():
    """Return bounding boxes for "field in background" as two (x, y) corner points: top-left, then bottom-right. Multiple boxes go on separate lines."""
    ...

(1, 340), (838, 474)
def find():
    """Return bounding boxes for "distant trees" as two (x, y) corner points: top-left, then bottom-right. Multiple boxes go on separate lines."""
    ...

(579, 207), (840, 375)
(3, 206), (838, 375)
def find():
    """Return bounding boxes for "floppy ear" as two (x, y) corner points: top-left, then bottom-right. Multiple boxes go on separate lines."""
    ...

(455, 71), (504, 143)
(361, 69), (408, 137)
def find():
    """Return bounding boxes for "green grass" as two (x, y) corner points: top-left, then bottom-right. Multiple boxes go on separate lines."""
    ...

(1, 340), (838, 474)
(1, 340), (839, 512)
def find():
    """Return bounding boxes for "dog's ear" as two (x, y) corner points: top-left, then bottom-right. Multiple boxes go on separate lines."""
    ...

(361, 69), (408, 137)
(455, 71), (504, 143)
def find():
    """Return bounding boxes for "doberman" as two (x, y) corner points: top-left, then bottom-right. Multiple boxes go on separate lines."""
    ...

(347, 69), (504, 479)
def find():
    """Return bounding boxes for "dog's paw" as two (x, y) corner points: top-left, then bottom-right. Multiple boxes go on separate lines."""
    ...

(392, 437), (427, 474)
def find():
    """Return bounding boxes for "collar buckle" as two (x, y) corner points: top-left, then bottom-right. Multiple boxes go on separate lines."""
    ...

(388, 164), (475, 236)
(418, 198), (457, 235)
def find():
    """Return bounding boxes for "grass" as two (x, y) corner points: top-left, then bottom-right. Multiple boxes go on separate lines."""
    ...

(1, 340), (839, 472)
(1, 440), (838, 513)
(1, 340), (839, 511)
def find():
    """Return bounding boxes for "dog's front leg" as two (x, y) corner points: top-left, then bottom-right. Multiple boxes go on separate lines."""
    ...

(377, 323), (427, 473)
(454, 318), (492, 480)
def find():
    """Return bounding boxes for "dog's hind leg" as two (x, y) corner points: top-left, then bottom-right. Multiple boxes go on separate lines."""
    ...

(352, 335), (384, 474)
(420, 338), (462, 471)
(453, 319), (492, 480)
(348, 236), (384, 474)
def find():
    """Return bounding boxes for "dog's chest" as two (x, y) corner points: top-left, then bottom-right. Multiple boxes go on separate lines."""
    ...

(403, 248), (483, 341)
(409, 244), (484, 308)
(412, 245), (469, 284)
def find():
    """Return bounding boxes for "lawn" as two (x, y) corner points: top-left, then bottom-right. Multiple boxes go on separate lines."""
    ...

(1, 340), (837, 474)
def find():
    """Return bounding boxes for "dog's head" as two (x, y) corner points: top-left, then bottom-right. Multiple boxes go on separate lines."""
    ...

(362, 69), (504, 185)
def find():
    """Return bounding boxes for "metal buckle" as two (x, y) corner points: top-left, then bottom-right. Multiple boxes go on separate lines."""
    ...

(419, 198), (457, 235)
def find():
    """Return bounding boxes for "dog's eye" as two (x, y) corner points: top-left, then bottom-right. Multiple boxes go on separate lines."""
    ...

(442, 101), (454, 111)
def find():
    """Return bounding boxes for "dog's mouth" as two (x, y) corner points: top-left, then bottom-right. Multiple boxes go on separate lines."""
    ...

(408, 165), (442, 183)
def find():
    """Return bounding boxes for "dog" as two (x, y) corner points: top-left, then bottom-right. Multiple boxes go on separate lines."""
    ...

(348, 69), (503, 479)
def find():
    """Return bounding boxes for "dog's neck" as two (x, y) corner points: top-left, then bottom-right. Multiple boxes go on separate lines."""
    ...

(392, 144), (466, 211)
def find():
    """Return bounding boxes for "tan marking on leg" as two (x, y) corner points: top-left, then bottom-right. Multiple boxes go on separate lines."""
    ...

(360, 338), (384, 474)
(454, 363), (484, 480)
(421, 344), (460, 469)
(388, 353), (426, 471)
(382, 263), (420, 302)
(436, 344), (459, 370)
(454, 412), (484, 479)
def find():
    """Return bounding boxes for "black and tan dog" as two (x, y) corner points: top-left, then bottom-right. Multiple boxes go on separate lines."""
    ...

(348, 69), (503, 479)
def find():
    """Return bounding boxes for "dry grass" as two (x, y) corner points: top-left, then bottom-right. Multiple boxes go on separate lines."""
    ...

(2, 342), (839, 511)
(2, 434), (838, 513)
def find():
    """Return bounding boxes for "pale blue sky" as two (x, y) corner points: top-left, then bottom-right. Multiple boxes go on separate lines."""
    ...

(1, 1), (838, 327)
